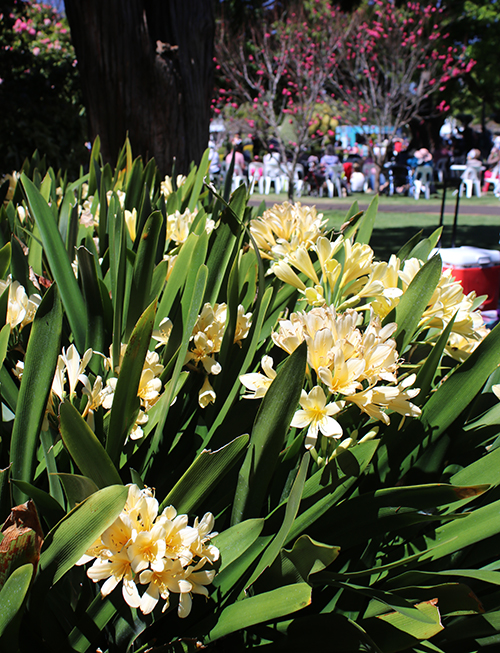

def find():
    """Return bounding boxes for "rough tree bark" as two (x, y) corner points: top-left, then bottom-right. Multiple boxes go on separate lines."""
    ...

(64, 0), (214, 176)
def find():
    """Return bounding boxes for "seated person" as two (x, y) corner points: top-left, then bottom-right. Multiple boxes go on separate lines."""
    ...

(413, 147), (433, 168)
(320, 144), (340, 178)
(225, 143), (246, 177)
(350, 162), (366, 192)
(465, 148), (482, 169)
(263, 146), (283, 178)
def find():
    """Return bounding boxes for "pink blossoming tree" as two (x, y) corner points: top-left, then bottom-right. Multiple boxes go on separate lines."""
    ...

(215, 0), (474, 193)
(326, 0), (474, 189)
(214, 2), (344, 198)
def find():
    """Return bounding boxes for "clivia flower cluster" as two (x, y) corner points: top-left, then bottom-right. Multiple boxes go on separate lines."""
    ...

(77, 484), (219, 617)
(0, 277), (41, 331)
(28, 342), (165, 440)
(250, 202), (488, 362)
(241, 201), (490, 462)
(242, 305), (421, 456)
(154, 301), (252, 409)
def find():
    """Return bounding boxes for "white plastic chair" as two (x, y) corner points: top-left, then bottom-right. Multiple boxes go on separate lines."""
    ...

(459, 166), (482, 198)
(248, 162), (264, 194)
(231, 175), (247, 193)
(280, 163), (305, 197)
(263, 152), (283, 195)
(413, 165), (432, 200)
(325, 164), (343, 198)
(434, 158), (449, 184)
(493, 176), (500, 198)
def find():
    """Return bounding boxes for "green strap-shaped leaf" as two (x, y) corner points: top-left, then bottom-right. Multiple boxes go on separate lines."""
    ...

(77, 246), (106, 354)
(332, 580), (440, 625)
(396, 231), (424, 262)
(27, 221), (43, 278)
(367, 599), (443, 640)
(37, 484), (128, 587)
(232, 342), (307, 525)
(10, 284), (62, 504)
(286, 440), (380, 544)
(60, 401), (122, 488)
(125, 211), (162, 338)
(124, 157), (144, 212)
(211, 522), (269, 598)
(408, 227), (442, 262)
(154, 232), (198, 328)
(414, 312), (457, 404)
(421, 495), (500, 563)
(204, 583), (312, 644)
(451, 444), (500, 488)
(0, 366), (18, 414)
(56, 473), (100, 509)
(160, 434), (249, 514)
(142, 265), (207, 472)
(421, 320), (500, 437)
(245, 452), (310, 589)
(204, 285), (273, 444)
(355, 194), (378, 245)
(40, 429), (64, 507)
(0, 563), (33, 641)
(106, 300), (157, 465)
(87, 137), (100, 197)
(204, 185), (245, 305)
(108, 201), (127, 368)
(10, 235), (29, 292)
(211, 518), (265, 577)
(68, 593), (118, 653)
(283, 534), (340, 583)
(21, 174), (86, 352)
(0, 323), (11, 370)
(0, 242), (11, 279)
(188, 149), (209, 212)
(390, 254), (442, 354)
(9, 479), (65, 528)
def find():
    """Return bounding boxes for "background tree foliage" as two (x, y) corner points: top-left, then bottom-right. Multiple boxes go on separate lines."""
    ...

(0, 0), (87, 176)
(446, 0), (500, 129)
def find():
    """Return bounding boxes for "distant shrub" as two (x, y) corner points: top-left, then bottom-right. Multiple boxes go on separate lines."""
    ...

(0, 0), (87, 175)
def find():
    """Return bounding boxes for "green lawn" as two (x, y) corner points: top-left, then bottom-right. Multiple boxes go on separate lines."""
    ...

(250, 191), (500, 261)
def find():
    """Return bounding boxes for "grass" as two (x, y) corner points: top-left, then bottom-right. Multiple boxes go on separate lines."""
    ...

(250, 191), (500, 261)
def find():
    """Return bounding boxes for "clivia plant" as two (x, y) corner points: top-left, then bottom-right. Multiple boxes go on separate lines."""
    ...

(1, 141), (500, 652)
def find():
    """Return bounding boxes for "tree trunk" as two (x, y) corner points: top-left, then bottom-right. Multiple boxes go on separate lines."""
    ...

(64, 0), (214, 176)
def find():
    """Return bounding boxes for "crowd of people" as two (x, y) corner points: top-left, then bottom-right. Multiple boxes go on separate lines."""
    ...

(208, 131), (500, 198)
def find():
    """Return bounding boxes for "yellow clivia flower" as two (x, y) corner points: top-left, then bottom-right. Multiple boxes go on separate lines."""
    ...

(240, 355), (276, 399)
(291, 385), (344, 450)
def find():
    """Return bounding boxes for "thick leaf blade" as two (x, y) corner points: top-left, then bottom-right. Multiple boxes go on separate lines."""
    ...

(126, 211), (162, 338)
(53, 474), (99, 509)
(160, 434), (249, 514)
(21, 174), (86, 351)
(421, 320), (500, 437)
(60, 401), (122, 488)
(232, 342), (307, 524)
(392, 254), (442, 353)
(38, 484), (127, 586)
(10, 284), (62, 504)
(204, 583), (312, 644)
(106, 300), (156, 465)
(0, 563), (33, 640)
(367, 599), (443, 642)
(77, 246), (106, 354)
(355, 194), (378, 245)
(245, 453), (310, 588)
